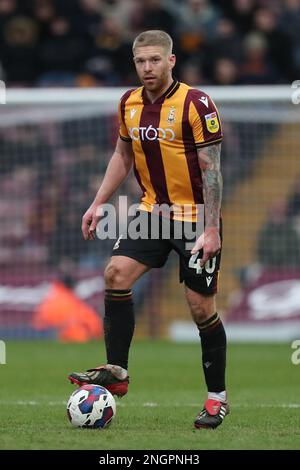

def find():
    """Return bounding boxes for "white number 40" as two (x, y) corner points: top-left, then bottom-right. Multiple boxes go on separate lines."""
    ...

(188, 253), (216, 274)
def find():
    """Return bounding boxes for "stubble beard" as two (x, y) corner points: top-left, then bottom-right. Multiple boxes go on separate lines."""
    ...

(142, 70), (169, 94)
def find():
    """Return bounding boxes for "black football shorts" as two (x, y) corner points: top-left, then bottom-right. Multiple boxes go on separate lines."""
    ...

(110, 210), (222, 295)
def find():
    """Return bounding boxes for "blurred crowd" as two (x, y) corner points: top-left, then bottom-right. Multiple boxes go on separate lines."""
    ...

(0, 0), (299, 87)
(0, 110), (274, 270)
(238, 183), (300, 288)
(0, 113), (140, 269)
(257, 185), (300, 269)
(0, 0), (299, 274)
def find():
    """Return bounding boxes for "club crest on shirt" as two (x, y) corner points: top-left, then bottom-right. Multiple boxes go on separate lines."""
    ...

(167, 106), (176, 124)
(204, 112), (219, 133)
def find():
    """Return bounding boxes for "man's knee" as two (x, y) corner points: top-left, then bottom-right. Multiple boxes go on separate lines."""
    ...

(188, 296), (209, 318)
(186, 289), (216, 323)
(104, 262), (129, 289)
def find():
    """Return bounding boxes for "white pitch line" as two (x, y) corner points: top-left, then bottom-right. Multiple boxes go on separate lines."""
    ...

(0, 401), (299, 409)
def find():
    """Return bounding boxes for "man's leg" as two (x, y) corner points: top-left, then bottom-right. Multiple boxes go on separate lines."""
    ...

(69, 210), (171, 394)
(185, 286), (228, 429)
(103, 256), (150, 371)
(68, 256), (149, 395)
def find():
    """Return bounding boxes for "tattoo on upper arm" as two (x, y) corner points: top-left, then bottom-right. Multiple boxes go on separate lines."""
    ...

(198, 143), (221, 171)
(197, 144), (222, 228)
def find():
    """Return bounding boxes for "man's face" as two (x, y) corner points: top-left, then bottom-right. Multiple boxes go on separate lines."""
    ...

(133, 46), (175, 92)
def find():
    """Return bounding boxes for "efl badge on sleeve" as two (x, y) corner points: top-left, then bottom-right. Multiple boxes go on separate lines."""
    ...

(205, 112), (220, 133)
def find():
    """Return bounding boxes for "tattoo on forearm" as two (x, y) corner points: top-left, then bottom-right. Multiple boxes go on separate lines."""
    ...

(198, 144), (223, 229)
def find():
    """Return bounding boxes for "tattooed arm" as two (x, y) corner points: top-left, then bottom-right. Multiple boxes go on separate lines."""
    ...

(198, 143), (222, 229)
(191, 143), (222, 266)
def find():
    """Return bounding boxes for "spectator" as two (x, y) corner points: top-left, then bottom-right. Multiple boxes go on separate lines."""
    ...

(133, 0), (175, 37)
(208, 18), (242, 63)
(1, 15), (39, 85)
(225, 0), (258, 35)
(239, 31), (280, 84)
(179, 60), (205, 86)
(38, 16), (90, 86)
(30, 0), (56, 39)
(0, 0), (19, 47)
(73, 0), (103, 37)
(254, 7), (296, 81)
(280, 0), (300, 74)
(176, 0), (220, 61)
(213, 58), (239, 85)
(85, 16), (133, 85)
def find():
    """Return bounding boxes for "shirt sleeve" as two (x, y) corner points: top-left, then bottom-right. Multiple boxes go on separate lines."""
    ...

(118, 98), (131, 142)
(189, 92), (223, 148)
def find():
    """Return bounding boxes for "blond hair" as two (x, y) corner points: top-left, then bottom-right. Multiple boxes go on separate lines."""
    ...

(132, 30), (173, 55)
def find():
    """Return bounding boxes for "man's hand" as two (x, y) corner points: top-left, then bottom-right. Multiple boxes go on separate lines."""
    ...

(81, 203), (102, 240)
(191, 227), (221, 267)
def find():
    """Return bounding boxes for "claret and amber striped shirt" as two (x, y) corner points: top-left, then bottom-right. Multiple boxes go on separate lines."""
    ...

(118, 80), (223, 221)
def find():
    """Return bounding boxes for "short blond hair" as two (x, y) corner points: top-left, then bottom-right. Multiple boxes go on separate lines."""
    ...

(132, 30), (173, 55)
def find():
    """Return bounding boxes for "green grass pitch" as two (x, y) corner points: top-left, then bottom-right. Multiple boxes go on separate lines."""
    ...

(0, 340), (299, 450)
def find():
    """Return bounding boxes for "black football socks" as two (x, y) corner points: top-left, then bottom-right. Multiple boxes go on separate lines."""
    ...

(104, 289), (134, 370)
(197, 312), (227, 393)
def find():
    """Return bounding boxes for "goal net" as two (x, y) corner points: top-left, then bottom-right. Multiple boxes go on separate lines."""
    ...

(0, 85), (299, 341)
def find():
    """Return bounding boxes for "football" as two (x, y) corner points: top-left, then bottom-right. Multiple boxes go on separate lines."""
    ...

(67, 384), (116, 429)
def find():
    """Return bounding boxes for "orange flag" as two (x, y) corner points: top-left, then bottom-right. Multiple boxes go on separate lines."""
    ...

(32, 282), (103, 342)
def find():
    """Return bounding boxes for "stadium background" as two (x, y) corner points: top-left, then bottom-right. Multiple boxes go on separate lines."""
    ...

(0, 0), (299, 452)
(0, 0), (300, 342)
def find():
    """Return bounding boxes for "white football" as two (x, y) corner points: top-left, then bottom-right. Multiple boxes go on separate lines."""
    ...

(67, 384), (116, 429)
